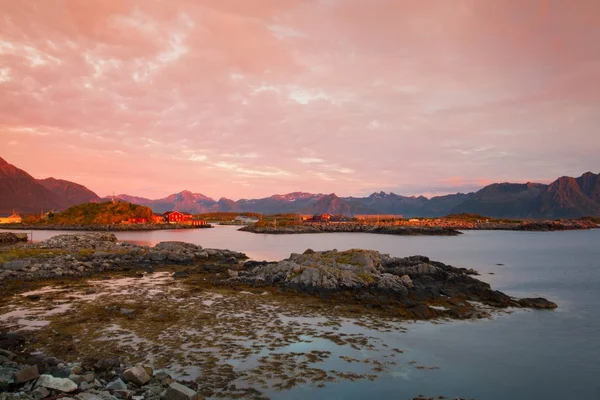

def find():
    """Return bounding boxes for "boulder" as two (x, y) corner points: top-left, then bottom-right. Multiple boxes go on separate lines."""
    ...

(2, 260), (31, 271)
(36, 374), (78, 392)
(163, 382), (201, 400)
(155, 242), (201, 252)
(518, 297), (558, 309)
(0, 366), (18, 388)
(31, 386), (50, 400)
(122, 365), (151, 386)
(106, 378), (128, 391)
(14, 365), (40, 384)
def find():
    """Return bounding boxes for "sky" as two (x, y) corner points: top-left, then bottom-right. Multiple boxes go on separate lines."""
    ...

(1, 0), (599, 200)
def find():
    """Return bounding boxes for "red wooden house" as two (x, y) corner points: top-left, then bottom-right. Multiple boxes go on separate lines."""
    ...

(127, 218), (148, 224)
(163, 211), (192, 223)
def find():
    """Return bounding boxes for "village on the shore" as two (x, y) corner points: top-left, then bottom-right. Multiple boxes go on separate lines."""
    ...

(1, 199), (599, 234)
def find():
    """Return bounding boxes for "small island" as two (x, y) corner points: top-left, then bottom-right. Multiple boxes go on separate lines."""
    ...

(238, 213), (599, 235)
(0, 201), (212, 232)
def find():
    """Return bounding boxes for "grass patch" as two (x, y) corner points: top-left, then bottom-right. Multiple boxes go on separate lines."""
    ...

(0, 248), (67, 263)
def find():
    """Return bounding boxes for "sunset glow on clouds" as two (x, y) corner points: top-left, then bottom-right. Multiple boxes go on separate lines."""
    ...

(1, 0), (599, 199)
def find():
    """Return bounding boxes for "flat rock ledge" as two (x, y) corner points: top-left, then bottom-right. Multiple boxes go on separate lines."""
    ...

(0, 234), (556, 317)
(0, 233), (28, 245)
(0, 233), (247, 285)
(235, 248), (557, 314)
(239, 223), (461, 236)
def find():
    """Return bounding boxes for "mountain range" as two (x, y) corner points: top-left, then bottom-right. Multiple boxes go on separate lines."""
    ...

(1, 156), (599, 218)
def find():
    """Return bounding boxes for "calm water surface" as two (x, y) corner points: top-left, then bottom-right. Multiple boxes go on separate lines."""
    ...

(3, 227), (599, 399)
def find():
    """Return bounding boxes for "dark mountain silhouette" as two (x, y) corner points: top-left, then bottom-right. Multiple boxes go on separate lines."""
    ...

(451, 182), (547, 218)
(538, 176), (600, 218)
(107, 190), (218, 214)
(576, 172), (600, 203)
(0, 157), (64, 214)
(38, 178), (100, 206)
(301, 193), (375, 215)
(347, 192), (474, 217)
(2, 156), (599, 218)
(236, 192), (325, 214)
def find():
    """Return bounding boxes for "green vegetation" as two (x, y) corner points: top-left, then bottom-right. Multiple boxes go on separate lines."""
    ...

(0, 248), (67, 263)
(44, 201), (153, 225)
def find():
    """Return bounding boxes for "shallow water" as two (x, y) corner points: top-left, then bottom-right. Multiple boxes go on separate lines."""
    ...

(2, 227), (599, 399)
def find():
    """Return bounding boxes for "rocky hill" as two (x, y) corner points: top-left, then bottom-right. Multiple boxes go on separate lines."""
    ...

(45, 201), (153, 225)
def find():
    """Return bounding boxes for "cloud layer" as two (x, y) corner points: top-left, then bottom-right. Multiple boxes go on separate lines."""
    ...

(2, 0), (599, 199)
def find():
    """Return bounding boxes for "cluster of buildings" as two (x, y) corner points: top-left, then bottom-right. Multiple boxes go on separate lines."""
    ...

(128, 211), (207, 226)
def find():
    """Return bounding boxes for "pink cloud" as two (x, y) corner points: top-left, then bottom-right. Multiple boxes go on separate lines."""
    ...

(1, 0), (598, 199)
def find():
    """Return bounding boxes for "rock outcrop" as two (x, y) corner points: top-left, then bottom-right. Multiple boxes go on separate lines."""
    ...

(0, 233), (247, 285)
(236, 249), (557, 311)
(239, 223), (461, 235)
(0, 233), (27, 245)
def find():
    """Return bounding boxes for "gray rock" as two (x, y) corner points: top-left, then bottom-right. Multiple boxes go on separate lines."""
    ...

(155, 242), (200, 252)
(227, 269), (238, 279)
(113, 389), (134, 399)
(2, 260), (31, 271)
(31, 387), (50, 400)
(14, 365), (39, 384)
(69, 374), (85, 384)
(83, 372), (95, 383)
(0, 349), (15, 360)
(122, 366), (150, 386)
(36, 374), (78, 392)
(119, 308), (136, 317)
(79, 380), (99, 391)
(106, 378), (128, 391)
(0, 366), (18, 387)
(76, 393), (102, 400)
(163, 382), (200, 400)
(149, 252), (168, 262)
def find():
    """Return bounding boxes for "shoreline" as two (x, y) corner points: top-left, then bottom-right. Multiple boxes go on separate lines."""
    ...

(239, 224), (462, 236)
(0, 223), (213, 232)
(0, 232), (558, 399)
(239, 219), (598, 234)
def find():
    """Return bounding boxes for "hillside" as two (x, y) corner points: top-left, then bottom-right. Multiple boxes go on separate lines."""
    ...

(38, 178), (100, 206)
(45, 201), (153, 225)
(0, 157), (65, 213)
(301, 194), (375, 215)
(0, 157), (100, 214)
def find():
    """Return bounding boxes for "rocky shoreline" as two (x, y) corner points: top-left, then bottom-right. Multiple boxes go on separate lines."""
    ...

(0, 331), (205, 400)
(0, 233), (557, 399)
(0, 224), (213, 232)
(1, 233), (555, 314)
(239, 219), (598, 235)
(239, 223), (461, 236)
